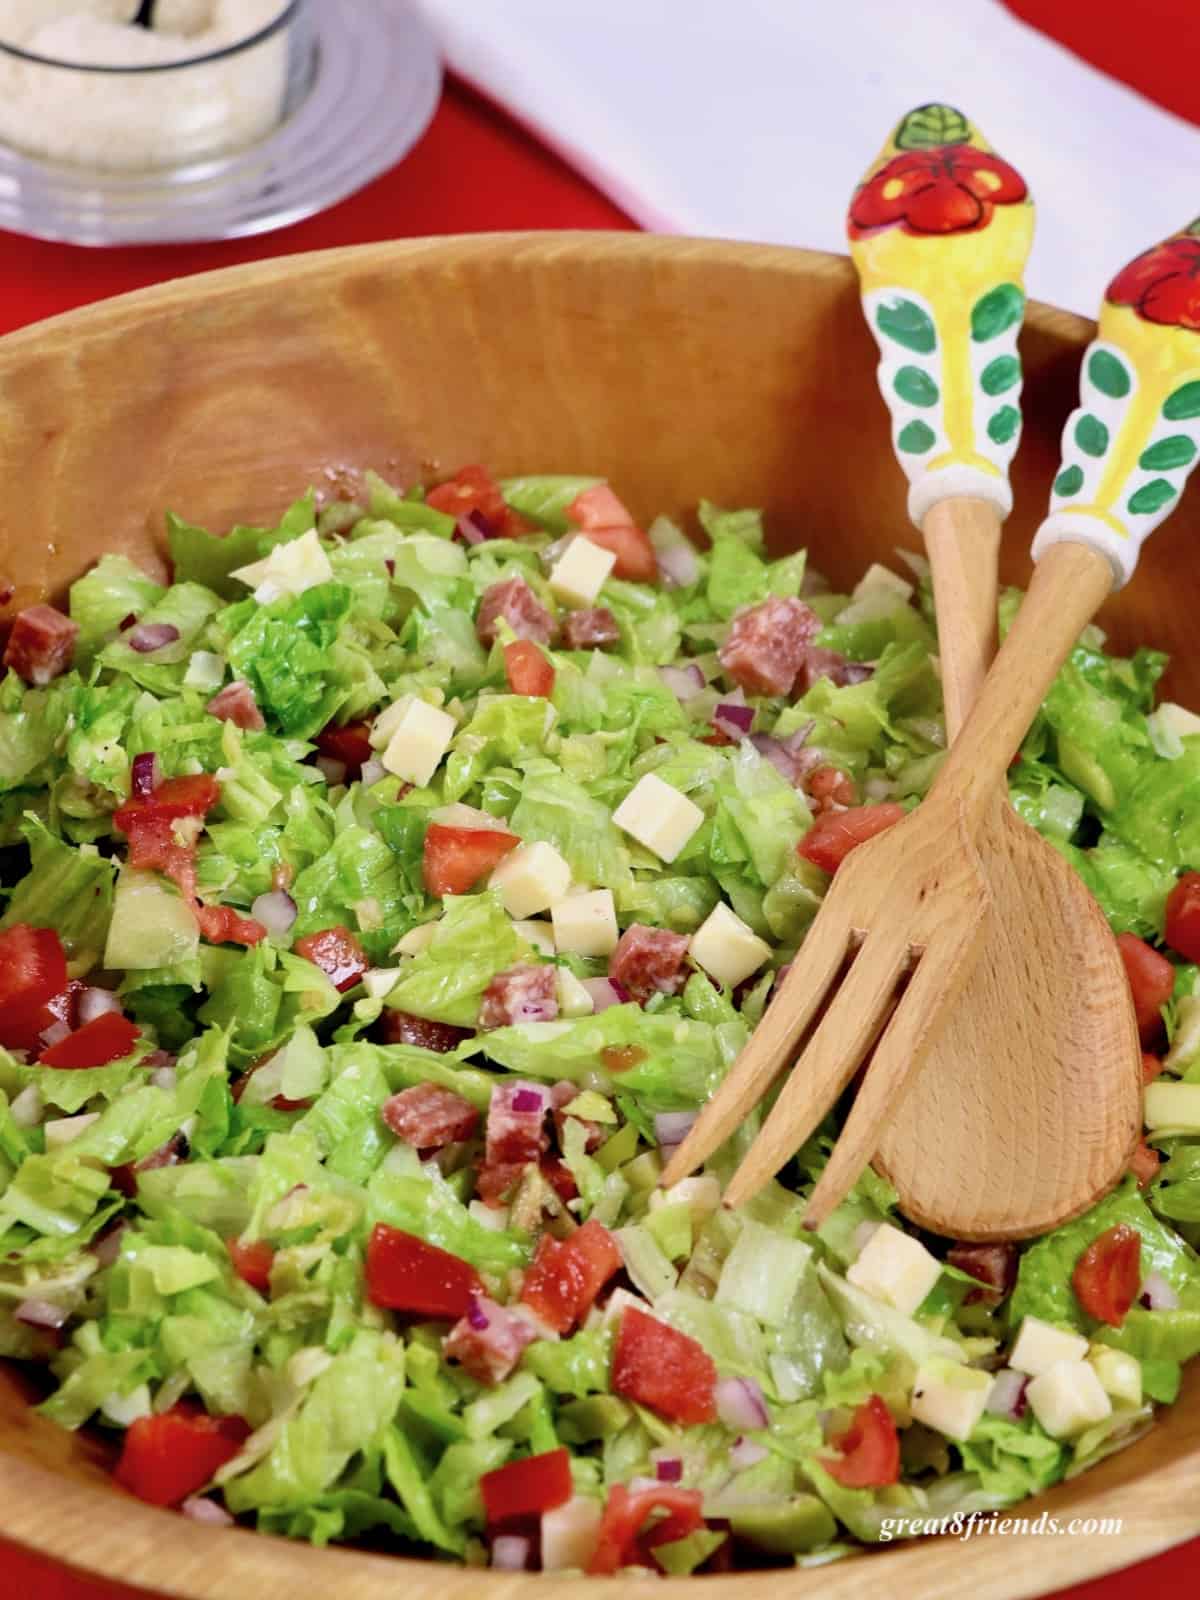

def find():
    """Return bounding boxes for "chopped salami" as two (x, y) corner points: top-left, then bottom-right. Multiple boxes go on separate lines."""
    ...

(476, 1160), (527, 1208)
(607, 924), (691, 1007)
(377, 1009), (471, 1053)
(205, 680), (265, 731)
(718, 597), (819, 697)
(476, 577), (558, 647)
(3, 604), (79, 686)
(946, 1242), (1018, 1306)
(479, 963), (559, 1029)
(486, 1079), (551, 1166)
(443, 1295), (536, 1386)
(381, 1084), (480, 1149)
(796, 647), (874, 694)
(562, 607), (621, 650)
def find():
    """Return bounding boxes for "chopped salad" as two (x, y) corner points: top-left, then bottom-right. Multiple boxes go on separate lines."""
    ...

(1, 465), (1199, 1575)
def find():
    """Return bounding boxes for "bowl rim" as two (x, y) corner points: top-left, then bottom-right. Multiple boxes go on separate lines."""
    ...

(0, 231), (1194, 1600)
(0, 0), (302, 74)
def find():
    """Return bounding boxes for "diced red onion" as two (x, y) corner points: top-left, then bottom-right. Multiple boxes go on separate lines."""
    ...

(658, 663), (706, 702)
(467, 1294), (490, 1331)
(654, 1111), (697, 1149)
(128, 622), (181, 654)
(655, 541), (700, 588)
(39, 1021), (71, 1048)
(654, 1456), (683, 1482)
(582, 977), (625, 1012)
(715, 1376), (769, 1432)
(315, 756), (348, 786)
(750, 734), (799, 780)
(730, 1437), (769, 1471)
(360, 757), (386, 788)
(986, 1368), (1029, 1420)
(130, 752), (162, 799)
(712, 703), (755, 741)
(78, 987), (123, 1025)
(512, 1087), (547, 1114)
(15, 1298), (68, 1330)
(491, 1536), (531, 1571)
(781, 720), (817, 756)
(251, 890), (298, 939)
(1140, 1272), (1179, 1311)
(90, 1222), (127, 1267)
(456, 509), (495, 545)
(151, 1065), (178, 1091)
(181, 1496), (234, 1527)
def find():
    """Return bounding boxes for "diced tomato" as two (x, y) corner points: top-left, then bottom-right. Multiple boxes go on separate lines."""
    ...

(1165, 871), (1200, 964)
(796, 803), (907, 873)
(504, 639), (555, 698)
(1130, 1138), (1161, 1188)
(114, 1405), (250, 1508)
(422, 822), (519, 897)
(227, 1237), (274, 1293)
(426, 465), (528, 537)
(566, 486), (658, 582)
(314, 720), (374, 775)
(1072, 1222), (1142, 1328)
(0, 924), (69, 1053)
(293, 925), (368, 991)
(520, 1219), (621, 1334)
(195, 905), (268, 947)
(365, 1222), (483, 1318)
(38, 1012), (140, 1069)
(1116, 933), (1175, 1044)
(612, 1305), (716, 1424)
(119, 811), (199, 901)
(587, 1483), (706, 1575)
(568, 485), (636, 531)
(114, 772), (220, 833)
(1142, 1051), (1165, 1086)
(824, 1394), (900, 1488)
(480, 1447), (573, 1525)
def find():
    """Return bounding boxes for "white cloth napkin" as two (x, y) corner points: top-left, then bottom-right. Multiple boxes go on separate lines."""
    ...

(417, 0), (1200, 316)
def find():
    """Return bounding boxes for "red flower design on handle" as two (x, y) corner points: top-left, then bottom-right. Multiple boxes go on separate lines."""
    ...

(848, 146), (1028, 240)
(1106, 223), (1200, 331)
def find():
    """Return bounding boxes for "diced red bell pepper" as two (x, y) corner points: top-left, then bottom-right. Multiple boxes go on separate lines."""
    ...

(226, 1237), (275, 1293)
(422, 822), (519, 897)
(195, 904), (268, 948)
(587, 1483), (706, 1575)
(1072, 1222), (1142, 1328)
(1116, 933), (1175, 1044)
(426, 465), (529, 537)
(293, 925), (368, 991)
(480, 1447), (573, 1525)
(0, 924), (69, 1053)
(114, 1404), (250, 1508)
(365, 1222), (483, 1318)
(824, 1394), (901, 1488)
(796, 803), (907, 873)
(612, 1304), (716, 1424)
(504, 639), (556, 698)
(1165, 871), (1200, 964)
(38, 1012), (140, 1069)
(314, 719), (375, 775)
(566, 487), (658, 583)
(520, 1219), (621, 1334)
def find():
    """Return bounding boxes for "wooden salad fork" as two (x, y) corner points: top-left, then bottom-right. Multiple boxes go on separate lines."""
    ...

(665, 134), (1200, 1226)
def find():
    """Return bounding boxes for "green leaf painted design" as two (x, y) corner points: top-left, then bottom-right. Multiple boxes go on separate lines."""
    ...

(876, 298), (936, 354)
(980, 355), (1020, 396)
(897, 420), (936, 454)
(893, 366), (939, 407)
(894, 103), (971, 151)
(970, 284), (1024, 343)
(1074, 415), (1109, 458)
(1164, 381), (1200, 421)
(1127, 479), (1177, 515)
(1088, 349), (1131, 399)
(987, 406), (1020, 445)
(1054, 465), (1084, 497)
(1140, 435), (1197, 471)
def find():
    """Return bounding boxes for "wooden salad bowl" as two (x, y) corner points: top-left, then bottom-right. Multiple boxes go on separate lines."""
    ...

(0, 234), (1196, 1598)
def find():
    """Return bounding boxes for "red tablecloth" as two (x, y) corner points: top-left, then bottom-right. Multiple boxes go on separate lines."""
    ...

(2, 1), (1196, 1595)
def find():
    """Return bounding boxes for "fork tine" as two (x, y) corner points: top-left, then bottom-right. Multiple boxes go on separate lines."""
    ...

(658, 907), (853, 1188)
(721, 933), (910, 1210)
(802, 920), (988, 1229)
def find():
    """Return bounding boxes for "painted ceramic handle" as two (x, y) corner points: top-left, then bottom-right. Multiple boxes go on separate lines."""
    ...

(1031, 220), (1200, 586)
(847, 103), (1034, 527)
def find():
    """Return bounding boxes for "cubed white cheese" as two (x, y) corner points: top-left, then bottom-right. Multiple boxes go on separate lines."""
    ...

(361, 967), (402, 1002)
(551, 890), (619, 956)
(490, 840), (572, 918)
(649, 1174), (723, 1223)
(379, 697), (457, 787)
(689, 901), (772, 989)
(549, 535), (616, 606)
(1008, 1315), (1090, 1377)
(43, 1113), (101, 1148)
(557, 967), (596, 1018)
(852, 562), (915, 605)
(910, 1359), (993, 1441)
(1144, 1080), (1200, 1134)
(1026, 1359), (1112, 1439)
(613, 772), (704, 864)
(845, 1221), (942, 1316)
(541, 1495), (603, 1572)
(513, 919), (556, 958)
(369, 690), (444, 750)
(183, 650), (226, 692)
(231, 528), (334, 604)
(1088, 1345), (1143, 1408)
(393, 923), (439, 956)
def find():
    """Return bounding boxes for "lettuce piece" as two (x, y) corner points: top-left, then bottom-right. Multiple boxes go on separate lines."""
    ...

(0, 817), (115, 968)
(297, 1048), (389, 1157)
(655, 1288), (770, 1388)
(288, 823), (408, 963)
(69, 554), (164, 657)
(39, 1345), (152, 1430)
(363, 473), (455, 537)
(715, 1218), (812, 1328)
(166, 495), (314, 599)
(97, 582), (224, 695)
(136, 1158), (258, 1237)
(957, 1414), (1067, 1500)
(765, 1266), (850, 1402)
(715, 744), (811, 888)
(655, 1530), (729, 1575)
(508, 765), (630, 887)
(223, 583), (353, 739)
(500, 474), (601, 531)
(0, 1152), (112, 1238)
(1094, 1307), (1200, 1365)
(259, 1488), (418, 1549)
(602, 580), (682, 667)
(367, 1166), (528, 1271)
(329, 1040), (494, 1112)
(1053, 833), (1174, 939)
(1108, 743), (1200, 871)
(0, 674), (67, 790)
(815, 1263), (962, 1368)
(524, 1326), (613, 1399)
(383, 890), (523, 1026)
